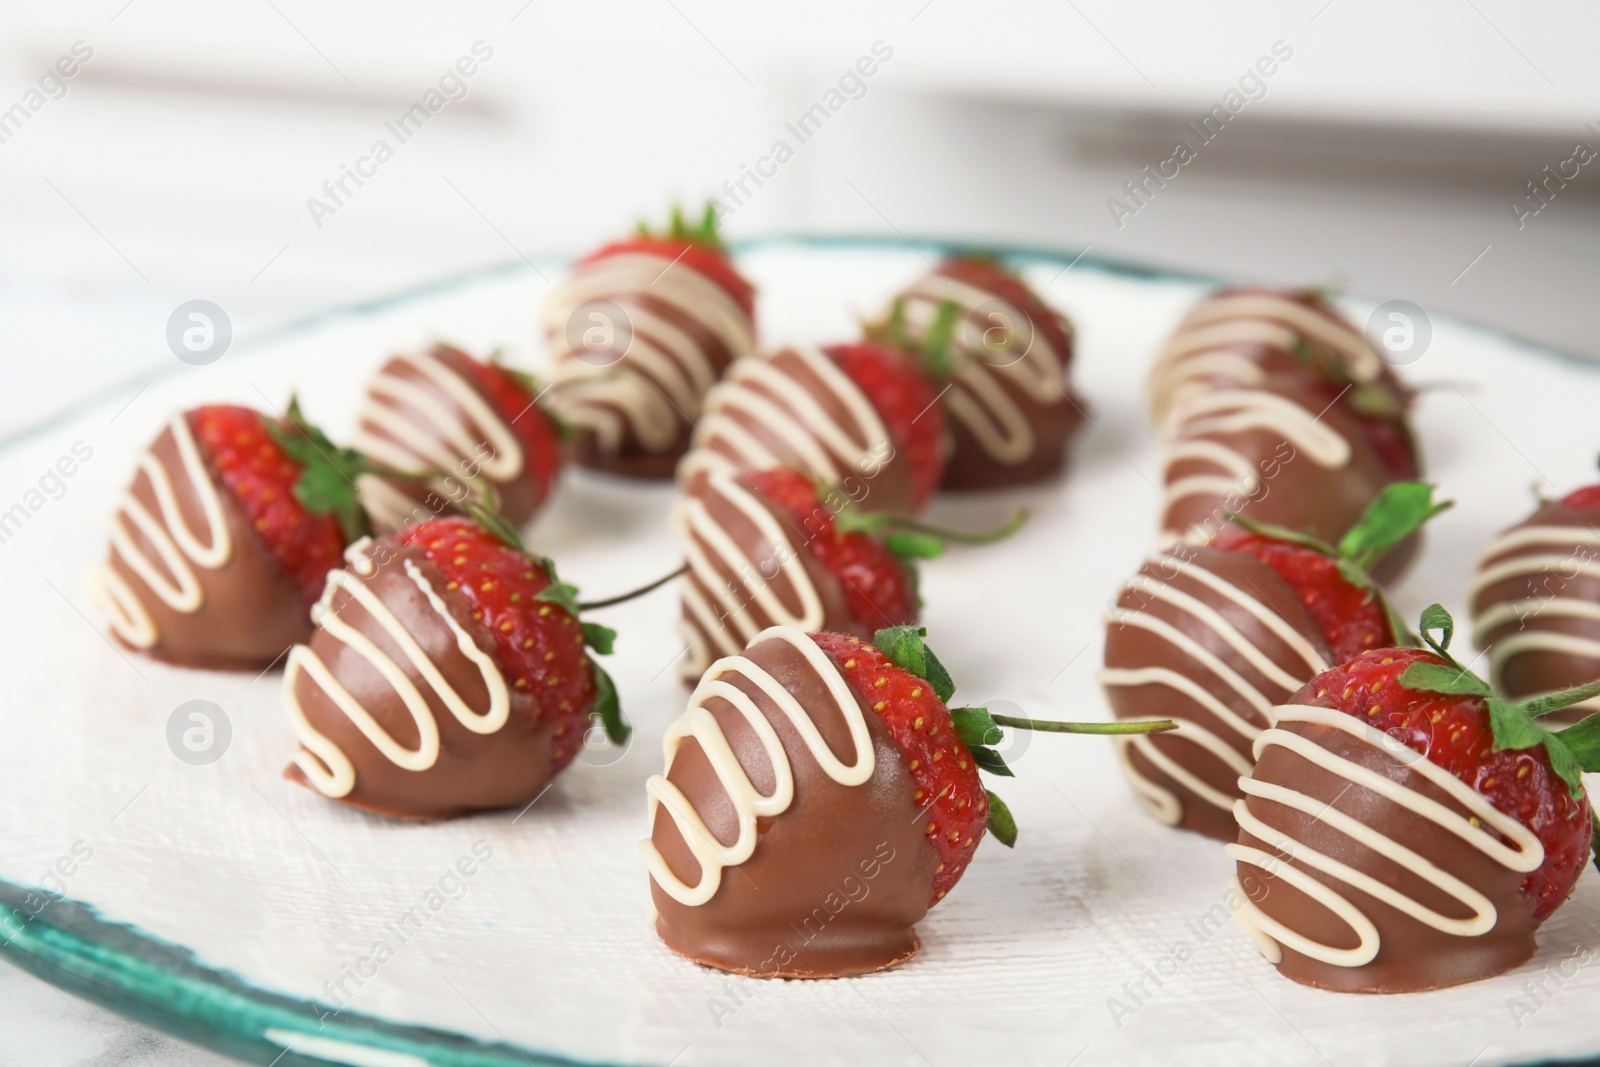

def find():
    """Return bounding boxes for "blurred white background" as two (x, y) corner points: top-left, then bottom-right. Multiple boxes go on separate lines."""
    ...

(2, 1), (1599, 1061)
(2, 0), (1600, 443)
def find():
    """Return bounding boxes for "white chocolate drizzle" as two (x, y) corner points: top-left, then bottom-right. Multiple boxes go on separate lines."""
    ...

(1158, 387), (1353, 544)
(673, 458), (828, 680)
(283, 541), (510, 798)
(1149, 291), (1378, 546)
(1470, 524), (1600, 704)
(692, 345), (893, 486)
(1149, 291), (1379, 419)
(640, 626), (874, 906)
(541, 251), (754, 456)
(351, 348), (526, 532)
(1227, 703), (1544, 968)
(87, 415), (233, 649)
(1100, 552), (1328, 825)
(895, 272), (1071, 464)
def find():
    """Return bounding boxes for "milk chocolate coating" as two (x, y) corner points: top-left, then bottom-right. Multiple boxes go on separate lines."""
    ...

(1160, 369), (1421, 585)
(1153, 288), (1422, 583)
(1471, 500), (1600, 725)
(557, 294), (741, 480)
(649, 632), (939, 977)
(103, 418), (310, 671)
(939, 379), (1083, 491)
(676, 464), (865, 683)
(357, 345), (549, 531)
(893, 258), (1085, 491)
(693, 346), (919, 516)
(1238, 719), (1539, 992)
(1103, 546), (1332, 841)
(285, 543), (553, 819)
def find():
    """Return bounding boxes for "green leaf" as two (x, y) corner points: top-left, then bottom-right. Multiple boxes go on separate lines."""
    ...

(1543, 735), (1586, 798)
(1398, 661), (1492, 698)
(873, 625), (957, 704)
(950, 706), (1003, 748)
(969, 745), (1014, 777)
(1337, 482), (1451, 570)
(581, 622), (617, 656)
(1349, 384), (1404, 419)
(535, 581), (583, 619)
(265, 395), (374, 543)
(1552, 714), (1600, 772)
(588, 658), (629, 746)
(1417, 603), (1456, 658)
(1487, 697), (1546, 752)
(1591, 811), (1600, 875)
(883, 532), (945, 561)
(921, 299), (964, 376)
(985, 790), (1017, 848)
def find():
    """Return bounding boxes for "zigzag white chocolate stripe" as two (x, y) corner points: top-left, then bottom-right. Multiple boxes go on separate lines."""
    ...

(541, 252), (754, 456)
(1150, 291), (1379, 418)
(1100, 551), (1329, 825)
(283, 541), (509, 798)
(640, 626), (874, 907)
(693, 345), (893, 486)
(1159, 388), (1352, 515)
(351, 348), (526, 530)
(897, 273), (1070, 465)
(1227, 703), (1544, 968)
(87, 415), (232, 649)
(674, 458), (829, 681)
(1470, 524), (1600, 704)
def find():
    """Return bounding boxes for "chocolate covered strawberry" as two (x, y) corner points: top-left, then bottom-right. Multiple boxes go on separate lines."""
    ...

(88, 399), (395, 670)
(1150, 287), (1424, 582)
(1472, 468), (1600, 723)
(1104, 481), (1450, 841)
(643, 624), (1172, 977)
(1230, 605), (1600, 992)
(673, 459), (1021, 682)
(870, 254), (1085, 489)
(542, 204), (757, 478)
(283, 512), (628, 819)
(352, 343), (565, 533)
(692, 337), (946, 516)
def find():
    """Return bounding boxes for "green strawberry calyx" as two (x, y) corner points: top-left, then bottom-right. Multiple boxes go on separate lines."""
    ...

(461, 498), (629, 747)
(1225, 480), (1452, 643)
(636, 202), (725, 252)
(267, 394), (436, 544)
(872, 625), (1175, 849)
(1399, 604), (1600, 798)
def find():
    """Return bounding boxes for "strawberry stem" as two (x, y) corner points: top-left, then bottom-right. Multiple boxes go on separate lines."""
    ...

(1521, 678), (1600, 718)
(576, 564), (689, 610)
(989, 713), (1176, 735)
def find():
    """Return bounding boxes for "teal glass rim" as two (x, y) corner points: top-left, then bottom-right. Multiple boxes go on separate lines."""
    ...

(2, 233), (1594, 1067)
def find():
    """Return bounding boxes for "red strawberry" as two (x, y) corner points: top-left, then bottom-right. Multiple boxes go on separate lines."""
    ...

(1213, 481), (1450, 661)
(190, 404), (345, 607)
(1296, 635), (1598, 920)
(815, 627), (1175, 905)
(745, 468), (918, 634)
(812, 631), (986, 902)
(582, 204), (755, 319)
(394, 515), (624, 771)
(1560, 482), (1600, 509)
(824, 341), (946, 510)
(1212, 529), (1393, 661)
(454, 352), (564, 508)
